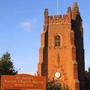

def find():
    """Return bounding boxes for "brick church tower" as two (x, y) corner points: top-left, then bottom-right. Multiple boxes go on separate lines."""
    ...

(38, 2), (85, 90)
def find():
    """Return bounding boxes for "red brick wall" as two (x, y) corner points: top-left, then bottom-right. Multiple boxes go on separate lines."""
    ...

(38, 2), (85, 90)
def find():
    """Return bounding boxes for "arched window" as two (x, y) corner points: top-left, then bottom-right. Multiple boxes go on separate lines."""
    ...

(55, 35), (60, 47)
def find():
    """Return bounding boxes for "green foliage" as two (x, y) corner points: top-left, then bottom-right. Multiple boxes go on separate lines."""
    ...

(0, 52), (17, 89)
(0, 52), (17, 76)
(46, 80), (69, 90)
(85, 67), (90, 78)
(85, 67), (90, 90)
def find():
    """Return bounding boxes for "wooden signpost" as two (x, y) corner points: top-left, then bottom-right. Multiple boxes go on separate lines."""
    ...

(1, 74), (46, 90)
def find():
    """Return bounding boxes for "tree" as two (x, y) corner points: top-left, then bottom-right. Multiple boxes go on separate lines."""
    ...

(85, 67), (90, 78)
(0, 52), (18, 89)
(47, 79), (69, 90)
(85, 67), (90, 90)
(0, 52), (17, 76)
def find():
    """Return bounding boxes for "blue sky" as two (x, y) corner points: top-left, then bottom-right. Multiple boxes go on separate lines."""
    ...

(0, 0), (90, 74)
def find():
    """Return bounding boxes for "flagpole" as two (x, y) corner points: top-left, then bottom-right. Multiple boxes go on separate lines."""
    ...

(57, 0), (59, 15)
(74, 0), (76, 2)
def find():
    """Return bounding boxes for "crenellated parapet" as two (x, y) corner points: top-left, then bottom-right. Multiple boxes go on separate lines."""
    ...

(48, 14), (71, 25)
(44, 2), (81, 26)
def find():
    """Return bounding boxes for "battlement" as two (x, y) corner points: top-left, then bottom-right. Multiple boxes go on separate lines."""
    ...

(48, 14), (71, 24)
(44, 2), (80, 25)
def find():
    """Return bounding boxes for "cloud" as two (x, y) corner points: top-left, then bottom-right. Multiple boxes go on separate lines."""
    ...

(20, 20), (33, 32)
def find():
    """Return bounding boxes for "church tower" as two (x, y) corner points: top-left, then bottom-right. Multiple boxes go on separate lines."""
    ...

(38, 2), (85, 90)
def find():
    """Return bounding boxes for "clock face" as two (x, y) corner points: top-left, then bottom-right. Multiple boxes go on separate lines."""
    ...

(55, 72), (61, 79)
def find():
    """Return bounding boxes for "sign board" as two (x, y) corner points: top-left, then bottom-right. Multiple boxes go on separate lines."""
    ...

(1, 74), (46, 90)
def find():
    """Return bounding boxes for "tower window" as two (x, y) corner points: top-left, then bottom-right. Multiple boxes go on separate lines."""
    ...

(55, 35), (60, 47)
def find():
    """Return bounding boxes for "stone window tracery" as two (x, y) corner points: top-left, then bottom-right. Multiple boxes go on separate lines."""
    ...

(55, 35), (60, 47)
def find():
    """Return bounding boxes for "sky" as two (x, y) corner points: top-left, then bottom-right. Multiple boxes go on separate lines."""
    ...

(0, 0), (90, 74)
